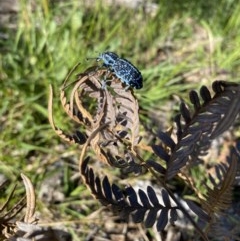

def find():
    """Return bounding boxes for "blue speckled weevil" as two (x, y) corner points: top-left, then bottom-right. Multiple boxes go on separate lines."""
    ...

(96, 51), (143, 89)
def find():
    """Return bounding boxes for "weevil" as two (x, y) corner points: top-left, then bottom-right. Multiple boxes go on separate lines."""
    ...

(94, 51), (143, 89)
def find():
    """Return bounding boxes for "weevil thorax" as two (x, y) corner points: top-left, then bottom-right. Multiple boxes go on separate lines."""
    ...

(100, 52), (119, 66)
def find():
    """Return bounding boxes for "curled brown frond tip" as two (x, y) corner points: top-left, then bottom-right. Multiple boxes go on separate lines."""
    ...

(49, 65), (143, 170)
(1, 174), (39, 240)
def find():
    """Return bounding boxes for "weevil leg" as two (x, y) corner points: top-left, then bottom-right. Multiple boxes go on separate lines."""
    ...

(101, 66), (117, 90)
(101, 79), (107, 89)
(101, 69), (111, 90)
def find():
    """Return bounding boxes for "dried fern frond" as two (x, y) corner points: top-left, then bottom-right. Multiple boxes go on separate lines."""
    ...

(49, 65), (143, 171)
(152, 81), (240, 180)
(1, 174), (39, 240)
(0, 184), (26, 236)
(81, 157), (180, 232)
(49, 84), (87, 145)
(1, 175), (71, 241)
(50, 63), (240, 241)
(20, 174), (36, 224)
(202, 147), (239, 217)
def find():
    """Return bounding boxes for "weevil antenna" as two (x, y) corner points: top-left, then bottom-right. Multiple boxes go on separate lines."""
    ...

(86, 57), (96, 61)
(86, 50), (101, 62)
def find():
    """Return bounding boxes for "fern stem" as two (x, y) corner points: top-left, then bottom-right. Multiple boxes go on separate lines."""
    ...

(146, 165), (209, 241)
(164, 185), (209, 241)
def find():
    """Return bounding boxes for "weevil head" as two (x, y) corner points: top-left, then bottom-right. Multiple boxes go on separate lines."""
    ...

(98, 51), (119, 66)
(130, 76), (143, 89)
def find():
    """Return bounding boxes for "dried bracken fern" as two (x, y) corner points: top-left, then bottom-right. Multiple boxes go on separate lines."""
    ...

(149, 81), (240, 239)
(0, 183), (26, 237)
(151, 81), (240, 180)
(49, 66), (143, 171)
(1, 174), (71, 241)
(202, 148), (239, 232)
(1, 174), (37, 240)
(49, 62), (240, 241)
(81, 157), (180, 232)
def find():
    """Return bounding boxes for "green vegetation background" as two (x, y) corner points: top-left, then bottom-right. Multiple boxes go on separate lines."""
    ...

(0, 0), (240, 239)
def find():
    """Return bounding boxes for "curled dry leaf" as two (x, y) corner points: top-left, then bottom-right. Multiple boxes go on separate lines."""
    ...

(20, 173), (36, 224)
(1, 174), (37, 240)
(49, 65), (142, 169)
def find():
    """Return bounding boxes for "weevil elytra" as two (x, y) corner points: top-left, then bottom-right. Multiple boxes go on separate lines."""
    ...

(94, 51), (143, 89)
